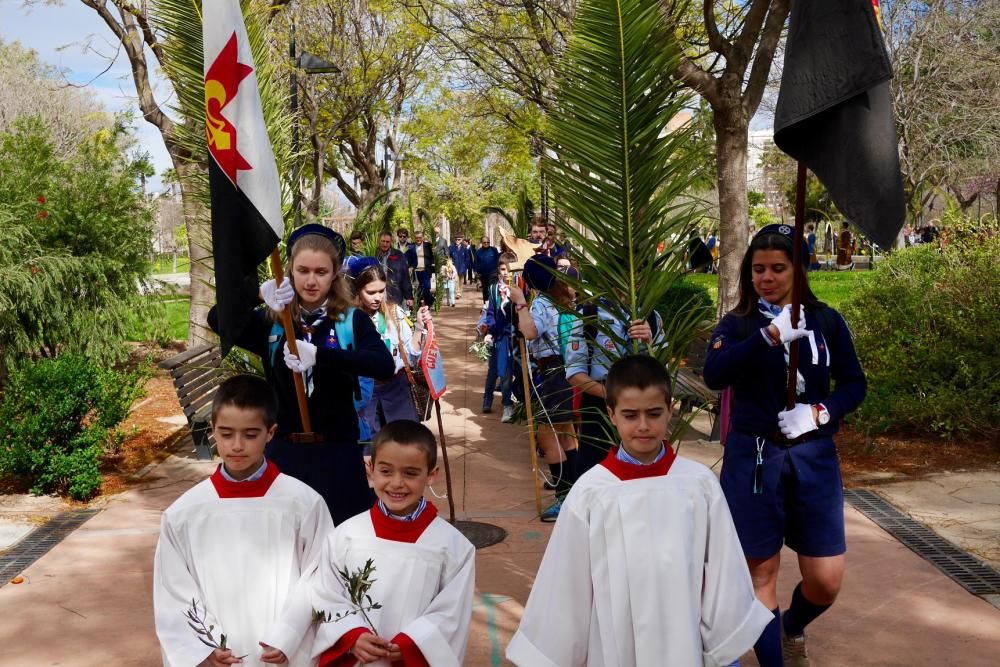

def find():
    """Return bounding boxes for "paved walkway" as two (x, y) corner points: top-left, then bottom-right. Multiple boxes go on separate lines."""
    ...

(1, 291), (999, 665)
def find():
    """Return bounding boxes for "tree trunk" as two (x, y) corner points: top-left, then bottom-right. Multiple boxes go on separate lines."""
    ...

(175, 162), (215, 348)
(714, 108), (750, 316)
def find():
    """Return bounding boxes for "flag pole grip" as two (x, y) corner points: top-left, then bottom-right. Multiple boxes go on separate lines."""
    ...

(269, 249), (314, 434)
(786, 162), (807, 410)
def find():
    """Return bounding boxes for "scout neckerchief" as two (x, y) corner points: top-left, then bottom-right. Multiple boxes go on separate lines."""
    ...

(299, 305), (327, 396)
(757, 297), (808, 396)
(370, 310), (395, 357)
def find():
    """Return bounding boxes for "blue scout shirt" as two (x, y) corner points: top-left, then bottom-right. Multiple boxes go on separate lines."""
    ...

(703, 307), (866, 438)
(527, 294), (574, 361)
(564, 304), (666, 382)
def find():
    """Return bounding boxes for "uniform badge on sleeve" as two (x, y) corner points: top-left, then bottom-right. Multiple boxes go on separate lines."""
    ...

(712, 336), (723, 350)
(571, 342), (580, 351)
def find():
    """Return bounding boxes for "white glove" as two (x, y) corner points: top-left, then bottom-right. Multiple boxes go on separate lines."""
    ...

(260, 277), (294, 312)
(770, 304), (810, 344)
(283, 340), (317, 374)
(484, 334), (494, 347)
(777, 403), (818, 440)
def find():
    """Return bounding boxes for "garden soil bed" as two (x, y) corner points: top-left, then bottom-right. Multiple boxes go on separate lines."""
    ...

(99, 373), (187, 496)
(838, 425), (1000, 485)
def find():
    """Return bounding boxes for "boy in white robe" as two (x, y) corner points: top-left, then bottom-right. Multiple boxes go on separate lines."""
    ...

(309, 420), (475, 667)
(507, 355), (773, 667)
(154, 375), (334, 667)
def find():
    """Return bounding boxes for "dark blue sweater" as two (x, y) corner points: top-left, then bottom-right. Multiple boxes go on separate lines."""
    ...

(704, 307), (866, 437)
(208, 306), (394, 441)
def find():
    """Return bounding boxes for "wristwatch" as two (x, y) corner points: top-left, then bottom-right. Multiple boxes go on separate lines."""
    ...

(814, 403), (831, 426)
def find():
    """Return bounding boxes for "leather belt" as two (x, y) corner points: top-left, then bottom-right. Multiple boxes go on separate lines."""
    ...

(768, 430), (821, 447)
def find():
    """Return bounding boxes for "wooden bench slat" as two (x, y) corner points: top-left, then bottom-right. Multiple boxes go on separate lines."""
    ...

(158, 343), (216, 371)
(176, 368), (228, 404)
(170, 350), (223, 382)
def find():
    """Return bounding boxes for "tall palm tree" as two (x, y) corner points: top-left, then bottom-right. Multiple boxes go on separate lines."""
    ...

(482, 184), (535, 238)
(545, 0), (709, 377)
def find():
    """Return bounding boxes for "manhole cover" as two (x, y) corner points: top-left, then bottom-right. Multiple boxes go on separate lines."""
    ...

(845, 488), (1000, 598)
(455, 520), (507, 549)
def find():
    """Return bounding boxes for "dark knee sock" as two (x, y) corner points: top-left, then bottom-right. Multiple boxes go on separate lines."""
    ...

(784, 582), (832, 637)
(753, 607), (783, 667)
(549, 462), (571, 498)
(564, 449), (580, 485)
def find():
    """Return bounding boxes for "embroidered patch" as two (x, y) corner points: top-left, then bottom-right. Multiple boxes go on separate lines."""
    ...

(604, 340), (616, 351)
(571, 342), (580, 351)
(713, 340), (722, 349)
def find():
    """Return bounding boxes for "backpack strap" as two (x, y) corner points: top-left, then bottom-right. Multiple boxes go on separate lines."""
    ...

(268, 321), (285, 369)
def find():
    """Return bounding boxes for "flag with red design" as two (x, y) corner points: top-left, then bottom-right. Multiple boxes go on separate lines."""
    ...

(204, 0), (283, 352)
(774, 0), (905, 249)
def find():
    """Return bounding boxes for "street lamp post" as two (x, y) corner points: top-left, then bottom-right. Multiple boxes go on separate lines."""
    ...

(289, 20), (340, 228)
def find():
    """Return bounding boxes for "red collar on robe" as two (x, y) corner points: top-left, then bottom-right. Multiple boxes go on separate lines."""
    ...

(600, 444), (677, 480)
(370, 500), (438, 543)
(210, 460), (280, 498)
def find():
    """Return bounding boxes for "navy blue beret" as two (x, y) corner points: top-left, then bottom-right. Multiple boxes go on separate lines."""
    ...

(287, 223), (346, 262)
(524, 255), (558, 291)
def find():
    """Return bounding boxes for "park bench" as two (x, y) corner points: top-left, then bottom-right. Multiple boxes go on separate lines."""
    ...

(673, 334), (721, 441)
(674, 368), (721, 442)
(158, 344), (231, 460)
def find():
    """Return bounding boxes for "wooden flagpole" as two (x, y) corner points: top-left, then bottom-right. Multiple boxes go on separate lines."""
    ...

(433, 399), (457, 523)
(786, 161), (808, 410)
(269, 249), (314, 433)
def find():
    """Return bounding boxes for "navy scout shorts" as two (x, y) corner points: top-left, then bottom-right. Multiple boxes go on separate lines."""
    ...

(720, 431), (846, 559)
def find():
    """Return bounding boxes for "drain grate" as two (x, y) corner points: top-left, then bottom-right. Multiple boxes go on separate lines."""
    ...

(845, 488), (1000, 597)
(0, 509), (99, 586)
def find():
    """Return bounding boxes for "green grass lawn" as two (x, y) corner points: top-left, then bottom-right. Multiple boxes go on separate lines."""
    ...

(148, 254), (191, 275)
(683, 270), (869, 311)
(127, 296), (190, 342)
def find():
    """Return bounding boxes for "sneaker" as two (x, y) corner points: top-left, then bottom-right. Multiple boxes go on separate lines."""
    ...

(482, 404), (492, 414)
(501, 405), (515, 423)
(540, 497), (563, 522)
(781, 612), (810, 666)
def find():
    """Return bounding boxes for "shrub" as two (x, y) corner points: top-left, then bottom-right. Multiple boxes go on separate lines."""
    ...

(840, 230), (1000, 439)
(657, 277), (715, 326)
(0, 355), (145, 499)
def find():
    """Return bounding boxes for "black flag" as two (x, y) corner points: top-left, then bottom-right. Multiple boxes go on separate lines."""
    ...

(203, 0), (283, 353)
(774, 0), (905, 249)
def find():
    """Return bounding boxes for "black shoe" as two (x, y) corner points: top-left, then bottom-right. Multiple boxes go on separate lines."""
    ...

(482, 405), (492, 414)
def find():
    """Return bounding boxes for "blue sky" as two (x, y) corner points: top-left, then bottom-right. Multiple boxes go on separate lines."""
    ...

(0, 0), (173, 191)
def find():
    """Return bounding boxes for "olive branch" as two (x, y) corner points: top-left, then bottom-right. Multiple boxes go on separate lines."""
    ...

(185, 599), (247, 659)
(312, 558), (382, 633)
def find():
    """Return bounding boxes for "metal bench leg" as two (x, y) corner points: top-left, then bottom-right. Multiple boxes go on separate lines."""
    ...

(708, 412), (721, 443)
(191, 421), (215, 460)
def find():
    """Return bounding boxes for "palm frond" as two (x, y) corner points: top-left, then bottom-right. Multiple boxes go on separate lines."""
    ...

(545, 0), (708, 365)
(480, 205), (516, 231)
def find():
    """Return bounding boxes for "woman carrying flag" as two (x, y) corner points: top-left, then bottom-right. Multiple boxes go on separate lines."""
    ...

(703, 224), (866, 666)
(208, 224), (395, 524)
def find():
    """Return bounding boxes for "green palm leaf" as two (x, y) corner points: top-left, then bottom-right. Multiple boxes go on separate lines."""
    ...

(545, 0), (708, 369)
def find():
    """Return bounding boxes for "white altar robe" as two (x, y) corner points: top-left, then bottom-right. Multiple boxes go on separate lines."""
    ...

(309, 504), (475, 666)
(507, 453), (772, 667)
(153, 463), (333, 666)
